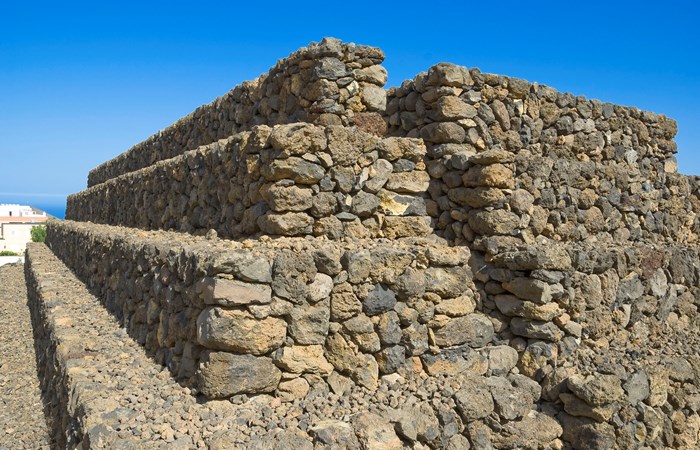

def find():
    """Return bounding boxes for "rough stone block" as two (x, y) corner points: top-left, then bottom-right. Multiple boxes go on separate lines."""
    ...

(198, 352), (281, 398)
(272, 345), (333, 375)
(200, 277), (272, 306)
(430, 314), (494, 348)
(196, 307), (286, 355)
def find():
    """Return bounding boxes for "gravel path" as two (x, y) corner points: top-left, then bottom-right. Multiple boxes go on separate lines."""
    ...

(0, 263), (51, 450)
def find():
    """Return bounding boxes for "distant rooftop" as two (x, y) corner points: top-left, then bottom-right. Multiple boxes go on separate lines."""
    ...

(0, 204), (48, 223)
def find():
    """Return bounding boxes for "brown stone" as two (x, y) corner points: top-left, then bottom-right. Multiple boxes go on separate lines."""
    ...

(199, 277), (272, 306)
(462, 164), (514, 188)
(196, 307), (286, 355)
(272, 345), (333, 375)
(382, 216), (432, 239)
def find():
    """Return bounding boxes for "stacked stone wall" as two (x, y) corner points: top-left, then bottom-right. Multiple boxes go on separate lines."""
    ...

(88, 38), (387, 187)
(386, 63), (698, 247)
(46, 220), (507, 402)
(69, 123), (431, 240)
(46, 39), (700, 449)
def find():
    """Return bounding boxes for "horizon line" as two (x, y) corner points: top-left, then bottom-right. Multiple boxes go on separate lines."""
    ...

(0, 193), (68, 198)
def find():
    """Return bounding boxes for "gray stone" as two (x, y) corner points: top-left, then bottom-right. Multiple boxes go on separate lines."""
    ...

(431, 314), (494, 348)
(257, 212), (314, 235)
(624, 370), (650, 404)
(364, 159), (393, 193)
(508, 373), (542, 401)
(269, 122), (327, 156)
(272, 250), (315, 302)
(199, 277), (272, 306)
(394, 267), (426, 299)
(482, 345), (519, 376)
(665, 356), (695, 382)
(486, 376), (532, 420)
(574, 423), (617, 450)
(208, 251), (272, 283)
(376, 311), (402, 345)
(420, 122), (466, 144)
(510, 317), (563, 341)
(352, 412), (403, 450)
(313, 247), (343, 275)
(392, 158), (416, 172)
(493, 243), (573, 271)
(310, 191), (337, 217)
(262, 157), (326, 184)
(351, 191), (380, 218)
(198, 351), (281, 397)
(424, 267), (467, 298)
(287, 300), (330, 345)
(312, 57), (348, 80)
(310, 420), (360, 449)
(376, 345), (406, 374)
(331, 166), (356, 193)
(343, 249), (372, 284)
(261, 183), (313, 212)
(402, 322), (429, 356)
(363, 283), (397, 315)
(361, 84), (387, 112)
(421, 344), (487, 377)
(307, 273), (334, 302)
(502, 278), (552, 303)
(454, 375), (494, 422)
(395, 402), (440, 444)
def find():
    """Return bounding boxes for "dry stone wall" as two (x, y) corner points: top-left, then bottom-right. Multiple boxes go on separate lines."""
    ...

(47, 38), (700, 449)
(46, 220), (501, 402)
(88, 37), (387, 187)
(69, 123), (431, 240)
(386, 63), (698, 247)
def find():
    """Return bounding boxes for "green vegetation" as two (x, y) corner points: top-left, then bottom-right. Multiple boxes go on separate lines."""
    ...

(0, 250), (19, 256)
(31, 225), (47, 243)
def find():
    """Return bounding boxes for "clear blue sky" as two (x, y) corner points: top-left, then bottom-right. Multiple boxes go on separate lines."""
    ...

(1, 1), (698, 219)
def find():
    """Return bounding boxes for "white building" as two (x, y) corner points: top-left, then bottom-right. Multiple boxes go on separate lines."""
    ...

(0, 204), (48, 254)
(0, 204), (47, 222)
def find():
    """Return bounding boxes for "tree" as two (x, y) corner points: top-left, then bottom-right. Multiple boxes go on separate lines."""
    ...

(31, 225), (46, 243)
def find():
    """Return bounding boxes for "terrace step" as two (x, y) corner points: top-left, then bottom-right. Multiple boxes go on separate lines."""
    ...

(0, 263), (51, 450)
(69, 123), (431, 242)
(28, 242), (563, 450)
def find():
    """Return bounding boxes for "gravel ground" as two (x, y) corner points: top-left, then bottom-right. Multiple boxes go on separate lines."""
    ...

(0, 263), (51, 450)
